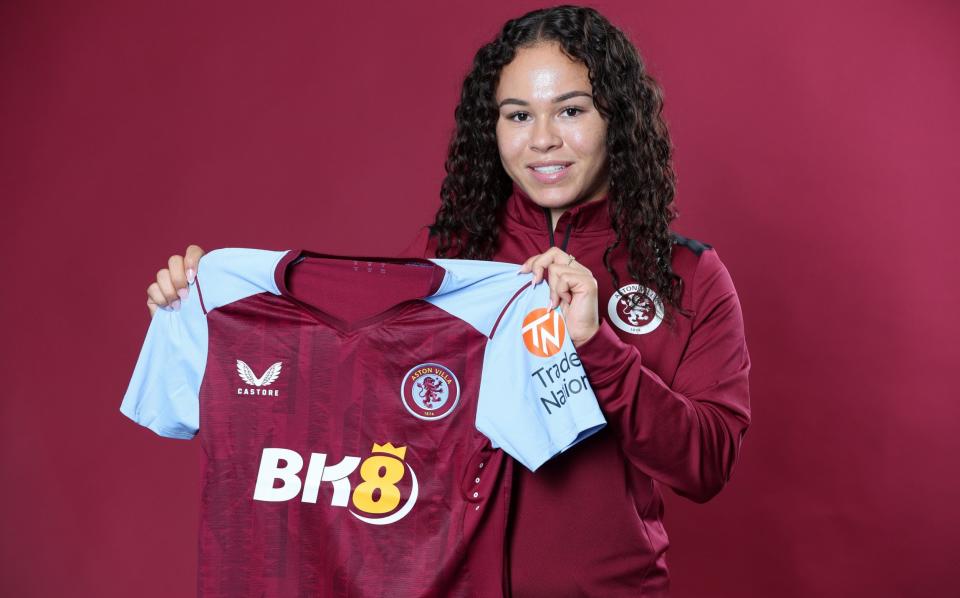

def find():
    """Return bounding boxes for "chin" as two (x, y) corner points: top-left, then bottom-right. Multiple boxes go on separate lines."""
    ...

(525, 188), (582, 209)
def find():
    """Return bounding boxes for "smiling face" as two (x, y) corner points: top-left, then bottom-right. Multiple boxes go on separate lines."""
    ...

(495, 42), (610, 224)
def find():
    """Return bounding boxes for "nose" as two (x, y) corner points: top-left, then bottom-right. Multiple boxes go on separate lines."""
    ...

(529, 117), (562, 153)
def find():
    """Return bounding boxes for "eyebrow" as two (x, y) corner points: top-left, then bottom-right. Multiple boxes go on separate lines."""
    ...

(497, 90), (593, 108)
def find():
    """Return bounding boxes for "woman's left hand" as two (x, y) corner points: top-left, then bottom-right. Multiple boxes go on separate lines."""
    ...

(519, 247), (600, 346)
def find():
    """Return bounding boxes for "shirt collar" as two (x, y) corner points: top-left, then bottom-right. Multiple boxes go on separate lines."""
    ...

(503, 182), (611, 236)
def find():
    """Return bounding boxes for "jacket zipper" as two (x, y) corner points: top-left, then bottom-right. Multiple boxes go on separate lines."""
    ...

(543, 208), (573, 252)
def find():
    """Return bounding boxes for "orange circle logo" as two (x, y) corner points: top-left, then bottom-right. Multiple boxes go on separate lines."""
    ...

(521, 308), (566, 358)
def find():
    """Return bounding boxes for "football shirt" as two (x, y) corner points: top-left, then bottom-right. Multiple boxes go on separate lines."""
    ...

(121, 248), (605, 597)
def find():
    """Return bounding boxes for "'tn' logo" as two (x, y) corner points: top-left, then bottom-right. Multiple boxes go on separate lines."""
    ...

(521, 308), (565, 358)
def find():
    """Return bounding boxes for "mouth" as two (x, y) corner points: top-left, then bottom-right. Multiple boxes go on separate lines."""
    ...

(528, 162), (573, 174)
(527, 161), (573, 183)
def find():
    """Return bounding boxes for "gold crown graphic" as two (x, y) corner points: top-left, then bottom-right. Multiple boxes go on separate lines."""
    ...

(372, 442), (407, 459)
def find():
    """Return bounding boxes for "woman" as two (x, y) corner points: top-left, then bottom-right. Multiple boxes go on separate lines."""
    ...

(147, 6), (751, 596)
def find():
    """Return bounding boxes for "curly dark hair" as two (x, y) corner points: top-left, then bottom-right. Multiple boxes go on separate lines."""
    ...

(430, 5), (684, 317)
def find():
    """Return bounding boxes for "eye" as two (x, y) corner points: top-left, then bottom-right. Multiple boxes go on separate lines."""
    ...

(562, 107), (584, 117)
(507, 112), (531, 123)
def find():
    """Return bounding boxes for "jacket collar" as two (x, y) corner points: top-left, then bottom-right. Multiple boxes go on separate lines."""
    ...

(503, 183), (612, 238)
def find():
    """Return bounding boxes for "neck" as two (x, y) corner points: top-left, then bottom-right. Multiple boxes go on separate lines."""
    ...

(549, 191), (608, 231)
(505, 183), (613, 236)
(550, 208), (564, 231)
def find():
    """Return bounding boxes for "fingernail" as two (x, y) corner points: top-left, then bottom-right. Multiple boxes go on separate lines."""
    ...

(187, 268), (196, 284)
(177, 288), (189, 301)
(171, 299), (181, 311)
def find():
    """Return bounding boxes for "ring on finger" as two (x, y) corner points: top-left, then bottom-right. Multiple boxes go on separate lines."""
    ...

(567, 254), (576, 265)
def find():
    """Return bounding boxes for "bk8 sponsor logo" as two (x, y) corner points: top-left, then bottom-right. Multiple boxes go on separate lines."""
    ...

(253, 442), (418, 526)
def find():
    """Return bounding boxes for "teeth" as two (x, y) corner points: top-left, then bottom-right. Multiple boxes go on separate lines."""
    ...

(533, 165), (566, 173)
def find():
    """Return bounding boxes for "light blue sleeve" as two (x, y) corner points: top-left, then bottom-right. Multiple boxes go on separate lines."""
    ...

(119, 277), (208, 439)
(426, 259), (521, 334)
(427, 259), (607, 471)
(119, 247), (290, 438)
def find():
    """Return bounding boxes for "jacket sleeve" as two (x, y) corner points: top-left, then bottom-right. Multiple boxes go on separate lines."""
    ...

(574, 248), (751, 503)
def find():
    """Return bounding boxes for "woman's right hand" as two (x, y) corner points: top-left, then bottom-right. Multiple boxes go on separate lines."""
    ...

(146, 245), (206, 316)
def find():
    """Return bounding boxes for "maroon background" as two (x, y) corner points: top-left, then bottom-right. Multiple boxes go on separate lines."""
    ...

(1, 1), (958, 596)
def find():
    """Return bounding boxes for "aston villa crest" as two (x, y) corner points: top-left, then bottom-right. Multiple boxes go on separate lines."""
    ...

(607, 284), (664, 335)
(400, 363), (460, 421)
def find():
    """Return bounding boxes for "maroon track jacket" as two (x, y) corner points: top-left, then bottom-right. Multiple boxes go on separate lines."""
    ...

(402, 184), (751, 596)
